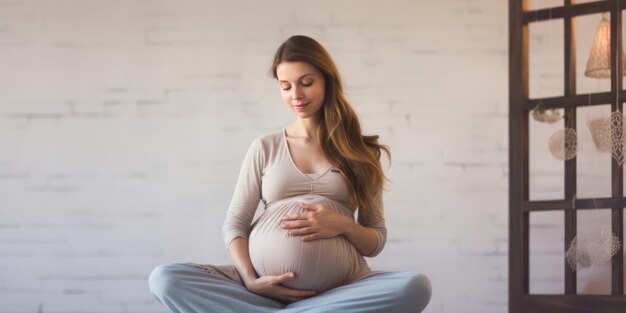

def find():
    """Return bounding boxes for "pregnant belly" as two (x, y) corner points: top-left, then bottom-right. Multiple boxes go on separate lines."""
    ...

(248, 194), (365, 292)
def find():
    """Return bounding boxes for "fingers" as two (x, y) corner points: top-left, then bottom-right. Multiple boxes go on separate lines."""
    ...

(281, 219), (311, 229)
(251, 273), (318, 304)
(273, 272), (295, 284)
(282, 212), (308, 221)
(271, 273), (317, 302)
(287, 227), (314, 236)
(299, 202), (321, 211)
(278, 286), (318, 303)
(292, 289), (318, 298)
(287, 288), (317, 300)
(300, 233), (319, 241)
(282, 212), (317, 223)
(282, 203), (322, 221)
(282, 294), (311, 303)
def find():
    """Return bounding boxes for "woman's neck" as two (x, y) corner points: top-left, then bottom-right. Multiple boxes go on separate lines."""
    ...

(288, 118), (319, 141)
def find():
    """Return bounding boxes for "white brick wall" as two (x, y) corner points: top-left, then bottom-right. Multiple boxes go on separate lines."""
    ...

(3, 0), (613, 312)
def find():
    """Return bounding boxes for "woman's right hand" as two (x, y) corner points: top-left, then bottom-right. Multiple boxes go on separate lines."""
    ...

(245, 272), (317, 303)
(226, 238), (315, 303)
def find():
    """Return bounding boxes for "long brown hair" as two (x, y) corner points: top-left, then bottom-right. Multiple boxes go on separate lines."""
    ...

(270, 35), (391, 216)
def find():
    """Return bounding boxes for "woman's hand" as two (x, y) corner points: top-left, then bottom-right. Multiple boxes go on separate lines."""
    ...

(281, 202), (353, 241)
(245, 272), (317, 303)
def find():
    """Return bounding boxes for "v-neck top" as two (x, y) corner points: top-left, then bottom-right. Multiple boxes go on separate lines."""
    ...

(260, 128), (349, 205)
(222, 129), (387, 257)
(281, 128), (333, 180)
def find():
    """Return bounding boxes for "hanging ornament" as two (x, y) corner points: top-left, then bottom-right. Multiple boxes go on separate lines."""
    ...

(532, 108), (561, 124)
(608, 110), (625, 165)
(565, 237), (591, 271)
(597, 227), (621, 263)
(565, 227), (621, 271)
(548, 128), (577, 161)
(584, 13), (626, 78)
(531, 103), (561, 124)
(587, 117), (611, 152)
(576, 243), (593, 268)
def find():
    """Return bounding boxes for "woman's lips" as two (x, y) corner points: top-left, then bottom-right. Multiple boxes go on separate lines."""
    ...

(294, 103), (309, 110)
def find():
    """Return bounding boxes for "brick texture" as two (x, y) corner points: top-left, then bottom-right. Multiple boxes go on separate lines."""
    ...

(3, 1), (611, 313)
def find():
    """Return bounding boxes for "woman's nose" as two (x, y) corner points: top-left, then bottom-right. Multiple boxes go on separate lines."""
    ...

(292, 86), (304, 99)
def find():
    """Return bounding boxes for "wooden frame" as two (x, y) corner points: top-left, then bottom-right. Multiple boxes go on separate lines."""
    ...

(509, 1), (626, 312)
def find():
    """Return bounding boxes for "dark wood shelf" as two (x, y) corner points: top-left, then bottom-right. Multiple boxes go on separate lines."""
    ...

(522, 295), (626, 313)
(523, 197), (626, 211)
(510, 0), (625, 312)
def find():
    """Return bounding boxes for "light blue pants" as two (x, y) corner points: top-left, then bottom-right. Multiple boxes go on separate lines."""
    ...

(148, 262), (431, 313)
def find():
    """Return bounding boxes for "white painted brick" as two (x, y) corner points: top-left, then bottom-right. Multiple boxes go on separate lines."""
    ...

(0, 0), (607, 312)
(279, 25), (325, 40)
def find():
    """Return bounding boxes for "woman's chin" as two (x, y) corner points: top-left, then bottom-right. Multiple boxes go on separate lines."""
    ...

(294, 110), (322, 119)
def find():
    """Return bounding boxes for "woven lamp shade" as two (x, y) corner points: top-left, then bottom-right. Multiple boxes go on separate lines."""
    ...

(585, 14), (626, 78)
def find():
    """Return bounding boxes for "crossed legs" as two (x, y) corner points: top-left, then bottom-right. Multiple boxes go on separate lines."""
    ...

(148, 263), (431, 313)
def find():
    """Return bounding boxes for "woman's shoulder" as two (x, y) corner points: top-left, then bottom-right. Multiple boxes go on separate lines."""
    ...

(246, 129), (284, 155)
(251, 128), (283, 146)
(255, 128), (282, 141)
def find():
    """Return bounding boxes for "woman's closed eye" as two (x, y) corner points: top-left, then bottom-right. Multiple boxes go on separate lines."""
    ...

(281, 82), (313, 90)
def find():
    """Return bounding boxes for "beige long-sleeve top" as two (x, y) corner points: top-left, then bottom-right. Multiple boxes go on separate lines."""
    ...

(221, 128), (387, 257)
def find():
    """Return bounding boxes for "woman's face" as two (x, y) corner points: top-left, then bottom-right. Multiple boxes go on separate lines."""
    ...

(276, 61), (326, 119)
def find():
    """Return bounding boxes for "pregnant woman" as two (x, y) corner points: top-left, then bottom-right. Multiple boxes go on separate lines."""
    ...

(148, 35), (431, 313)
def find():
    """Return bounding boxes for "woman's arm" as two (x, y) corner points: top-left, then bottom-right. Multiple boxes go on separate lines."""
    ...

(223, 138), (317, 303)
(342, 220), (381, 256)
(226, 237), (259, 285)
(355, 189), (387, 257)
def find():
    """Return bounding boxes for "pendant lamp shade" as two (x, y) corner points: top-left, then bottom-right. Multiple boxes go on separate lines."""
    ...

(585, 14), (626, 78)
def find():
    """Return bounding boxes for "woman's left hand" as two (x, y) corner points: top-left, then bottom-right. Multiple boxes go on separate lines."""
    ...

(280, 202), (353, 241)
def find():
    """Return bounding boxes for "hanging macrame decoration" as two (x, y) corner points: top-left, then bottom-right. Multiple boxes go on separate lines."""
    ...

(532, 108), (561, 124)
(565, 237), (591, 270)
(587, 117), (611, 152)
(565, 226), (622, 271)
(548, 128), (577, 161)
(608, 110), (626, 165)
(599, 228), (621, 262)
(531, 103), (561, 124)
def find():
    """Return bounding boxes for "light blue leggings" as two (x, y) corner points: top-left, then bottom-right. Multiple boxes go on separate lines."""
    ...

(148, 262), (431, 313)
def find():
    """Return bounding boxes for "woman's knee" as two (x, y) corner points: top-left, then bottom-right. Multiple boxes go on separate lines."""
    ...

(403, 272), (432, 312)
(148, 263), (185, 298)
